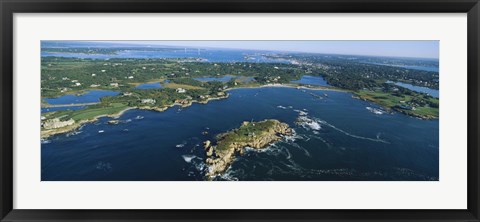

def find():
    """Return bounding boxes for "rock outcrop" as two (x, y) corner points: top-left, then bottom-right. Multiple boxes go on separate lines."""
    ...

(42, 118), (75, 130)
(205, 119), (292, 179)
(203, 140), (211, 149)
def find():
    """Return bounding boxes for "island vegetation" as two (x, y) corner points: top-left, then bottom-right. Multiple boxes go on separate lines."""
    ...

(41, 52), (440, 138)
(203, 119), (292, 179)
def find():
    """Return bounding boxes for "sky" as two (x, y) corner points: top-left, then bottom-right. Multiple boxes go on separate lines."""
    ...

(103, 40), (439, 59)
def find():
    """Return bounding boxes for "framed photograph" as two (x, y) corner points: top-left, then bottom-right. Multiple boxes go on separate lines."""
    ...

(1, 0), (479, 221)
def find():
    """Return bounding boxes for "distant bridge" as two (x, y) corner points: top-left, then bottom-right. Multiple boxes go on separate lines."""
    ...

(41, 102), (99, 108)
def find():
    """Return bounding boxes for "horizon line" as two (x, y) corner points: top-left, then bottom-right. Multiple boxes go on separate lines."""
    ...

(42, 40), (440, 60)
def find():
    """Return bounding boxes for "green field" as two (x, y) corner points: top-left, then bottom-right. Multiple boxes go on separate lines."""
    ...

(354, 90), (439, 119)
(70, 103), (128, 121)
(45, 103), (128, 122)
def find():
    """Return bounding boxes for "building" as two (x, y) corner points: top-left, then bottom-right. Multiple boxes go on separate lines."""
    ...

(141, 99), (156, 104)
(398, 105), (416, 110)
(176, 88), (186, 93)
(110, 83), (119, 87)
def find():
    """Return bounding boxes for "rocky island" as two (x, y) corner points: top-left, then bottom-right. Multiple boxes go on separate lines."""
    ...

(204, 119), (293, 179)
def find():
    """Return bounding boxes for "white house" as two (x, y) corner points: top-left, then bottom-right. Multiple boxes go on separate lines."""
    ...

(176, 88), (186, 93)
(141, 99), (156, 104)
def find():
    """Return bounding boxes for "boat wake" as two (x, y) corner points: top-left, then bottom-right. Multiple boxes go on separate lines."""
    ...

(318, 119), (389, 144)
(293, 111), (389, 144)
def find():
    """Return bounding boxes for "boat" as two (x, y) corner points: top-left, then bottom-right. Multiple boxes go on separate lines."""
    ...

(98, 130), (104, 133)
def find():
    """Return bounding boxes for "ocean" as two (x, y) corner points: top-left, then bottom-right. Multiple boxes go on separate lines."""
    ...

(41, 87), (439, 181)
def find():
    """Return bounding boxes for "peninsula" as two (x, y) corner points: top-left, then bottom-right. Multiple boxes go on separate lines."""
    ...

(204, 119), (293, 179)
(41, 55), (440, 138)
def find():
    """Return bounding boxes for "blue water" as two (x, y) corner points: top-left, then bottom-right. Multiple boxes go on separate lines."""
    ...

(193, 75), (255, 83)
(366, 62), (439, 72)
(135, 82), (163, 89)
(41, 49), (291, 64)
(42, 87), (438, 181)
(44, 90), (119, 105)
(291, 75), (330, 86)
(194, 75), (236, 82)
(387, 81), (439, 98)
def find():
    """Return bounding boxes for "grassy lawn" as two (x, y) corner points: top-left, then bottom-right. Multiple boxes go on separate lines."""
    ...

(46, 103), (129, 122)
(408, 106), (439, 117)
(70, 103), (128, 121)
(355, 91), (408, 108)
(354, 90), (438, 118)
(128, 78), (166, 86)
(164, 83), (205, 90)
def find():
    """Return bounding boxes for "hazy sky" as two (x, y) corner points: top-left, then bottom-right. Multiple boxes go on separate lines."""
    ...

(104, 41), (439, 59)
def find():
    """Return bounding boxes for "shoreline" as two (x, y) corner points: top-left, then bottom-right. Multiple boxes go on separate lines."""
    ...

(41, 94), (230, 139)
(225, 83), (349, 92)
(42, 88), (121, 100)
(41, 83), (436, 139)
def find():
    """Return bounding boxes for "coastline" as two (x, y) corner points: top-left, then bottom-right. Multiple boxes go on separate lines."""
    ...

(225, 83), (349, 93)
(41, 83), (436, 139)
(41, 94), (230, 139)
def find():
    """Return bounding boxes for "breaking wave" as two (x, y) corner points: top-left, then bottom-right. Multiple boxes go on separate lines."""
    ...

(96, 161), (112, 172)
(176, 141), (187, 148)
(181, 154), (197, 163)
(66, 130), (82, 137)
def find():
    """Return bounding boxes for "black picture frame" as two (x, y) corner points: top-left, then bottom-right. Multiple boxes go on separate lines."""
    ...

(1, 0), (479, 221)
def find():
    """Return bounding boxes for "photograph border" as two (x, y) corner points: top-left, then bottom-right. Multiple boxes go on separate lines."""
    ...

(1, 0), (479, 221)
